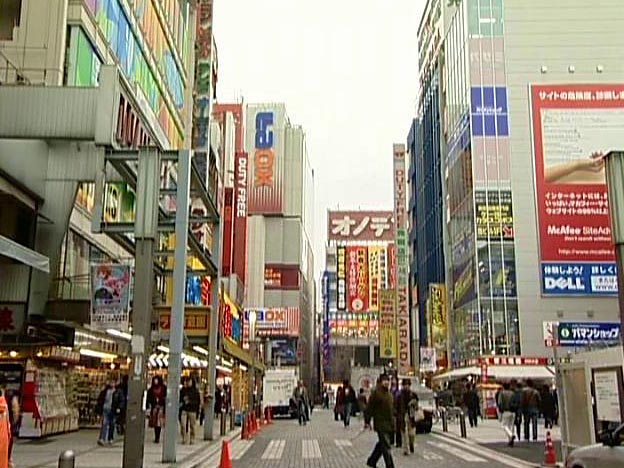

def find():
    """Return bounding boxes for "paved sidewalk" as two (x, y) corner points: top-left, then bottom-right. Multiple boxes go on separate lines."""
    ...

(13, 421), (241, 468)
(434, 417), (562, 466)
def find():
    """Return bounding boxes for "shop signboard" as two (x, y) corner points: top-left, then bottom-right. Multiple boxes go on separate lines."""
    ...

(420, 347), (437, 372)
(393, 143), (412, 373)
(378, 289), (397, 359)
(429, 283), (448, 366)
(327, 211), (394, 242)
(0, 303), (25, 335)
(347, 246), (369, 312)
(530, 84), (623, 296)
(264, 264), (300, 290)
(221, 293), (241, 344)
(471, 86), (509, 137)
(243, 307), (300, 338)
(233, 151), (249, 282)
(475, 190), (514, 240)
(367, 246), (385, 311)
(90, 264), (131, 331)
(158, 308), (210, 337)
(246, 104), (286, 214)
(557, 322), (621, 347)
(337, 246), (347, 311)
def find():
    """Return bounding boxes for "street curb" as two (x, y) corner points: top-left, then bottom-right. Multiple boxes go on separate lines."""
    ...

(169, 428), (242, 468)
(432, 429), (550, 468)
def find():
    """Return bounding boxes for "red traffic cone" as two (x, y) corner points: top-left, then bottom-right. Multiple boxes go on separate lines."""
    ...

(219, 440), (233, 468)
(543, 431), (557, 467)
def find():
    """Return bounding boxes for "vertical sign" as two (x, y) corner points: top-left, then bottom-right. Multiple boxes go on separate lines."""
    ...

(337, 246), (347, 311)
(429, 283), (448, 367)
(246, 104), (286, 214)
(393, 143), (412, 374)
(379, 289), (397, 359)
(531, 84), (622, 296)
(232, 152), (249, 282)
(368, 246), (382, 311)
(90, 264), (131, 331)
(194, 0), (214, 170)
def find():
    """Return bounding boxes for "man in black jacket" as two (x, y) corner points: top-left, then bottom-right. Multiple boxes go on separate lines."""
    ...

(342, 380), (358, 428)
(180, 377), (200, 444)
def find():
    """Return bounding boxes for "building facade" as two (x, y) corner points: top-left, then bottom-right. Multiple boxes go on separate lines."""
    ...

(416, 0), (623, 366)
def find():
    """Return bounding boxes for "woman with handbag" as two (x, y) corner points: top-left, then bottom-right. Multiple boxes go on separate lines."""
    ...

(146, 376), (167, 443)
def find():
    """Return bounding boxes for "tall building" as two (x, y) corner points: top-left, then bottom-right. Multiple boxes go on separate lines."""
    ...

(414, 0), (623, 369)
(244, 103), (316, 393)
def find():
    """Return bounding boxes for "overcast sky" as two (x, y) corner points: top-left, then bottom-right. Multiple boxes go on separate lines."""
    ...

(213, 0), (427, 274)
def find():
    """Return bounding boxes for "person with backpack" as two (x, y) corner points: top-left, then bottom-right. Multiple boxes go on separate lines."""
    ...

(521, 379), (541, 441)
(497, 382), (517, 446)
(395, 378), (419, 456)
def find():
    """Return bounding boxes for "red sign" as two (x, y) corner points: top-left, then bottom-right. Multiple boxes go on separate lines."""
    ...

(328, 211), (394, 242)
(531, 84), (622, 267)
(264, 264), (300, 290)
(213, 104), (245, 152)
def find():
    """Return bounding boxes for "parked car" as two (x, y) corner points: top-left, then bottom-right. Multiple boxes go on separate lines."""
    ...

(565, 423), (624, 468)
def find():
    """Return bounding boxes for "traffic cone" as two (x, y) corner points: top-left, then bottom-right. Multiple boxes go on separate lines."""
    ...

(543, 431), (557, 467)
(219, 440), (233, 468)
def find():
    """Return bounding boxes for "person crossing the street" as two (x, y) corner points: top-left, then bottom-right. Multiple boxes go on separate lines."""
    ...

(364, 373), (396, 468)
(497, 382), (517, 446)
(395, 378), (418, 456)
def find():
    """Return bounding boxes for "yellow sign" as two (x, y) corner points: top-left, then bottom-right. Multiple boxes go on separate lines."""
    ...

(378, 289), (397, 359)
(429, 283), (448, 363)
(157, 306), (210, 337)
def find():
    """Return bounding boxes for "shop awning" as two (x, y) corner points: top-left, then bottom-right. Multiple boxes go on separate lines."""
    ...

(222, 339), (265, 372)
(0, 234), (49, 273)
(433, 366), (480, 382)
(487, 365), (555, 380)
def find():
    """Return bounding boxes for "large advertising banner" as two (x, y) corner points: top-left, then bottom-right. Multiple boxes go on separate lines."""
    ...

(378, 289), (397, 359)
(429, 283), (448, 367)
(328, 211), (394, 242)
(368, 246), (384, 311)
(246, 104), (286, 214)
(337, 246), (347, 311)
(393, 143), (412, 373)
(346, 247), (369, 312)
(90, 264), (131, 331)
(530, 84), (622, 296)
(475, 190), (514, 241)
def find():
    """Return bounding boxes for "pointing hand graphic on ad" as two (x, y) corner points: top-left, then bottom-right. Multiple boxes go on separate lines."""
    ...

(544, 151), (606, 184)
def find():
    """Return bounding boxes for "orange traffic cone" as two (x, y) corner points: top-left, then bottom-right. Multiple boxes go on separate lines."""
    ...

(543, 431), (557, 467)
(219, 440), (233, 468)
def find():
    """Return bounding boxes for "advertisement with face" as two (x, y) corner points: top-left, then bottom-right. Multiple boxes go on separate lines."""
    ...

(531, 84), (622, 295)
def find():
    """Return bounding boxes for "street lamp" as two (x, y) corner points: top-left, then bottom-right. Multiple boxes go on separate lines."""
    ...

(248, 310), (257, 410)
(604, 150), (624, 353)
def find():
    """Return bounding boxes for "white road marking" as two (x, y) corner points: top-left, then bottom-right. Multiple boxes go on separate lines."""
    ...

(427, 440), (487, 462)
(335, 439), (353, 447)
(261, 439), (285, 459)
(422, 449), (445, 461)
(231, 440), (254, 460)
(430, 433), (534, 468)
(302, 439), (322, 458)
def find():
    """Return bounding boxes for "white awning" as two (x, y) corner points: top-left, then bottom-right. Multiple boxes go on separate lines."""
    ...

(488, 365), (555, 380)
(433, 366), (480, 381)
(0, 234), (49, 273)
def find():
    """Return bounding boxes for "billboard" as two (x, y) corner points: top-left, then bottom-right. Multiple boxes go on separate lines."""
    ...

(543, 321), (621, 347)
(90, 264), (131, 331)
(337, 246), (347, 311)
(264, 264), (300, 290)
(327, 211), (394, 242)
(429, 284), (448, 367)
(246, 104), (286, 214)
(347, 246), (369, 312)
(378, 289), (397, 359)
(475, 190), (514, 240)
(393, 143), (412, 373)
(368, 246), (385, 311)
(530, 84), (622, 296)
(243, 307), (300, 338)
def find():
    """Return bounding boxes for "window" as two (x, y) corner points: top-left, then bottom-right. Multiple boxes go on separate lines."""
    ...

(0, 0), (21, 41)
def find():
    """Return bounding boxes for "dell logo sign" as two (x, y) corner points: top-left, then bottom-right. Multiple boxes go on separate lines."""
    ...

(545, 277), (585, 291)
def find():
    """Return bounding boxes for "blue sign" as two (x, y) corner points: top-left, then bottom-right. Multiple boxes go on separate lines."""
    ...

(558, 322), (621, 347)
(471, 86), (509, 137)
(541, 262), (618, 296)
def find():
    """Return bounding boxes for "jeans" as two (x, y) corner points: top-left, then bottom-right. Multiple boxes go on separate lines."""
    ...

(524, 408), (539, 440)
(298, 401), (307, 425)
(180, 410), (197, 442)
(99, 409), (115, 442)
(501, 411), (515, 442)
(343, 402), (352, 427)
(367, 431), (395, 468)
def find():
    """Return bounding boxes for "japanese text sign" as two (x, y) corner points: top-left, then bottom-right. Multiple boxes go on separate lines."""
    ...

(475, 190), (514, 240)
(328, 211), (394, 242)
(378, 289), (397, 359)
(557, 322), (621, 347)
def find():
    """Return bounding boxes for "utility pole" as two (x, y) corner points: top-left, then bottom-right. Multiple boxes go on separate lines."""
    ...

(123, 148), (161, 468)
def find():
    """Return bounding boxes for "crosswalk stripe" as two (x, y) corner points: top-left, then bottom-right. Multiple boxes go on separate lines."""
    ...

(302, 439), (322, 458)
(261, 439), (285, 459)
(334, 439), (353, 447)
(427, 441), (487, 462)
(422, 449), (445, 461)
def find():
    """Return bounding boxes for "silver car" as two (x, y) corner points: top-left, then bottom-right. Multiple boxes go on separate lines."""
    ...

(565, 423), (624, 468)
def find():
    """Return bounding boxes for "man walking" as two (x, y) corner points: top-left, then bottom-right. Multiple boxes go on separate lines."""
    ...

(342, 380), (357, 428)
(180, 377), (200, 444)
(521, 379), (541, 441)
(395, 378), (418, 456)
(293, 380), (310, 426)
(463, 383), (480, 428)
(497, 382), (517, 446)
(364, 374), (395, 468)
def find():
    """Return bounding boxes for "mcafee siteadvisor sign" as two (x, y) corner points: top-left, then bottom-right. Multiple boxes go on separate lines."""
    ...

(328, 211), (394, 242)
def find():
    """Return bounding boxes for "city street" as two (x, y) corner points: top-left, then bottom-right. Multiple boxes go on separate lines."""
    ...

(197, 410), (535, 468)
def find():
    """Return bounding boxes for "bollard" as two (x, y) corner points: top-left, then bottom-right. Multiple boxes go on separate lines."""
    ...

(220, 409), (227, 436)
(230, 410), (235, 431)
(459, 410), (467, 438)
(441, 408), (448, 433)
(58, 450), (75, 468)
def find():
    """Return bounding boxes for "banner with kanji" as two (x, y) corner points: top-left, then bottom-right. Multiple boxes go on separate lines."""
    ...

(378, 289), (397, 359)
(346, 246), (369, 312)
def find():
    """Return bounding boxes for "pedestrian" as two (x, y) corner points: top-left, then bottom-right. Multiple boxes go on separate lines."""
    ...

(511, 380), (523, 440)
(293, 380), (310, 425)
(357, 388), (368, 420)
(342, 380), (357, 428)
(179, 377), (200, 444)
(389, 375), (401, 447)
(497, 382), (517, 446)
(364, 374), (395, 468)
(463, 383), (480, 428)
(323, 387), (330, 409)
(521, 379), (541, 441)
(395, 378), (418, 456)
(334, 386), (344, 421)
(115, 375), (128, 436)
(96, 379), (118, 445)
(540, 385), (556, 429)
(147, 375), (167, 443)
